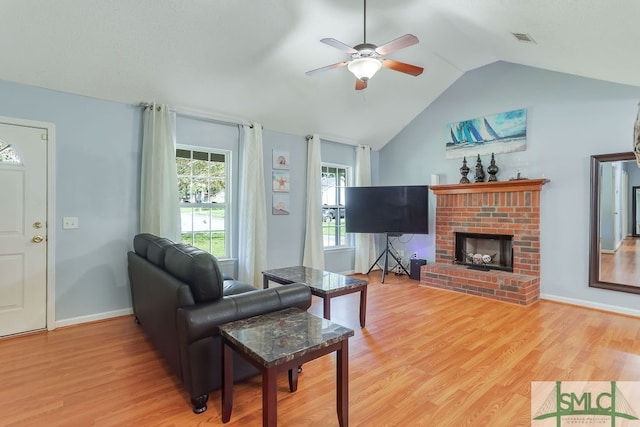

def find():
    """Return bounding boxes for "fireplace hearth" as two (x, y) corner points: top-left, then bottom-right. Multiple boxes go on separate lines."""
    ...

(421, 179), (549, 305)
(455, 232), (513, 272)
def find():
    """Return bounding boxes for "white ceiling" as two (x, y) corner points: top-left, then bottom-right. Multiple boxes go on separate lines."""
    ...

(2, 0), (640, 150)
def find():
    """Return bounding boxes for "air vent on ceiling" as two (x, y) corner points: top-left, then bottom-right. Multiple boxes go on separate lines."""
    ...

(512, 32), (536, 43)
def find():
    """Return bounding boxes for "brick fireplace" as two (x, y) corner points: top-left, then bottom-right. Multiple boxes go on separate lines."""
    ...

(421, 179), (549, 305)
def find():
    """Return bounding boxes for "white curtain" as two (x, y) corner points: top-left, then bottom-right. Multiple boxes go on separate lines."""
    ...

(238, 123), (267, 287)
(354, 144), (377, 273)
(302, 134), (325, 270)
(140, 103), (180, 241)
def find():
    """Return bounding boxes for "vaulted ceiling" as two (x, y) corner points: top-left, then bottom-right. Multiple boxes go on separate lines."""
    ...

(2, 1), (639, 150)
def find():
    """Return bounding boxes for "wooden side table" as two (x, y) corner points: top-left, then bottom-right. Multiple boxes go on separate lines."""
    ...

(262, 266), (368, 327)
(219, 307), (354, 427)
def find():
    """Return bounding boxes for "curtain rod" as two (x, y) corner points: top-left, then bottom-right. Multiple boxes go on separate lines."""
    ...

(138, 102), (253, 128)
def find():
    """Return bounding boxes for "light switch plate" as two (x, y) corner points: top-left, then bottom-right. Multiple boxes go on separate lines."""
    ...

(63, 217), (78, 229)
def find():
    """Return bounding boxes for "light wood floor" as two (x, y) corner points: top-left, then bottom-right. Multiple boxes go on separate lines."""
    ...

(600, 236), (640, 286)
(2, 274), (640, 426)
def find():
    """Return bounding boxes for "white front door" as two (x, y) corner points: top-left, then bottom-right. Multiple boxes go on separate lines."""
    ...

(0, 122), (48, 336)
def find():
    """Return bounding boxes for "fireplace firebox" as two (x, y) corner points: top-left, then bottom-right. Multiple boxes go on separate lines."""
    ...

(454, 232), (514, 272)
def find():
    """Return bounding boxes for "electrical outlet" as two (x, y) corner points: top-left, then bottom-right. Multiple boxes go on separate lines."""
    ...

(412, 253), (418, 259)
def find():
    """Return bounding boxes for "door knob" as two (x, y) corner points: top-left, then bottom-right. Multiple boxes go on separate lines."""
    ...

(33, 221), (43, 229)
(32, 235), (44, 243)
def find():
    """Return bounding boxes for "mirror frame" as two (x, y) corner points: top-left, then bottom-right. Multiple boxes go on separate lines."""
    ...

(589, 151), (639, 294)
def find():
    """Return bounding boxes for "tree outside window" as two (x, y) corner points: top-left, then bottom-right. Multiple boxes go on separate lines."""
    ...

(321, 164), (349, 247)
(177, 148), (230, 258)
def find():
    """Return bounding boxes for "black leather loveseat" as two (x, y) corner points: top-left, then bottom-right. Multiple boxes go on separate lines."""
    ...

(127, 233), (312, 413)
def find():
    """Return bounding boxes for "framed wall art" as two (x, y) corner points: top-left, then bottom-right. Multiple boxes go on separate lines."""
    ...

(272, 171), (290, 192)
(272, 149), (290, 170)
(445, 108), (527, 159)
(272, 193), (290, 215)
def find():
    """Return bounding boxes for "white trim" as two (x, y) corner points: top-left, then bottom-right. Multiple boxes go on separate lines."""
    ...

(46, 123), (56, 331)
(540, 293), (640, 318)
(0, 116), (56, 332)
(55, 308), (133, 328)
(324, 246), (355, 253)
(602, 237), (625, 254)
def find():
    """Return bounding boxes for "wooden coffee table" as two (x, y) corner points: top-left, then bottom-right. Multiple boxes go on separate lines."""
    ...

(262, 266), (368, 327)
(219, 307), (354, 427)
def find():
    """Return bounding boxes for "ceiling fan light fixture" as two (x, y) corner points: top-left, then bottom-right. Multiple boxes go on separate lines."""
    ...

(348, 57), (382, 81)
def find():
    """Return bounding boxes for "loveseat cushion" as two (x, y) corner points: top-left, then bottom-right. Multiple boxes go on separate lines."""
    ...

(165, 244), (224, 303)
(133, 233), (162, 258)
(147, 238), (175, 268)
(223, 280), (256, 296)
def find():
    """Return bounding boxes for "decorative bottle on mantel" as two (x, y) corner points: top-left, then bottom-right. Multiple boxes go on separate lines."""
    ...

(474, 154), (485, 182)
(487, 152), (499, 182)
(459, 157), (470, 184)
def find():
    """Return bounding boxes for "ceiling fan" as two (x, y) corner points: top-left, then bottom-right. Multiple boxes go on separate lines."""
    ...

(306, 0), (424, 90)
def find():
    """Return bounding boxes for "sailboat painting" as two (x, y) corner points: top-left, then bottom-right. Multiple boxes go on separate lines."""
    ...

(445, 109), (527, 159)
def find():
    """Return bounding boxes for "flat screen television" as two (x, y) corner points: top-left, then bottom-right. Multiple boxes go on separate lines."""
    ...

(345, 185), (429, 234)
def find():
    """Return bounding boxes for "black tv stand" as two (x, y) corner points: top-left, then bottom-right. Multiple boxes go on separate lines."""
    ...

(367, 232), (410, 283)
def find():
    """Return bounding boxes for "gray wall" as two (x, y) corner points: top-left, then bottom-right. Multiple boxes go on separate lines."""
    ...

(0, 79), (364, 324)
(0, 79), (141, 322)
(261, 129), (308, 270)
(7, 58), (638, 322)
(260, 135), (379, 274)
(378, 61), (640, 311)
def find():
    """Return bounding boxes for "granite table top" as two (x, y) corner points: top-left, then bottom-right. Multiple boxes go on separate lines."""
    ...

(219, 307), (354, 369)
(262, 266), (368, 296)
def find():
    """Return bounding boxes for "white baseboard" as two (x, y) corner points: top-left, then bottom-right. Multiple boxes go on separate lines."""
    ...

(540, 293), (640, 318)
(55, 308), (133, 329)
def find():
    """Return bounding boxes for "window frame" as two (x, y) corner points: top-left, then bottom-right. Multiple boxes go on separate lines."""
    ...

(321, 162), (352, 249)
(176, 144), (232, 259)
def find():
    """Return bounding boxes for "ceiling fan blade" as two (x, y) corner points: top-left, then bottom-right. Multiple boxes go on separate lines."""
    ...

(375, 34), (419, 56)
(355, 79), (367, 90)
(320, 38), (358, 54)
(305, 61), (349, 76)
(382, 59), (424, 76)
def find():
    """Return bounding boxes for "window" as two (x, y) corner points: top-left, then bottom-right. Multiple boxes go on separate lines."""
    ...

(177, 147), (230, 258)
(321, 164), (349, 247)
(0, 141), (21, 164)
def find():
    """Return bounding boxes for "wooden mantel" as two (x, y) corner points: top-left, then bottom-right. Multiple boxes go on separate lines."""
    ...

(429, 178), (549, 195)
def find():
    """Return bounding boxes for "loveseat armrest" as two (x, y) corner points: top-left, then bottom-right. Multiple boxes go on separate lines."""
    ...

(176, 283), (312, 344)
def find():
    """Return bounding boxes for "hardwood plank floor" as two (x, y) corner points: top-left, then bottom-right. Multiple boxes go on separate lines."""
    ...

(2, 273), (640, 426)
(600, 236), (640, 286)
